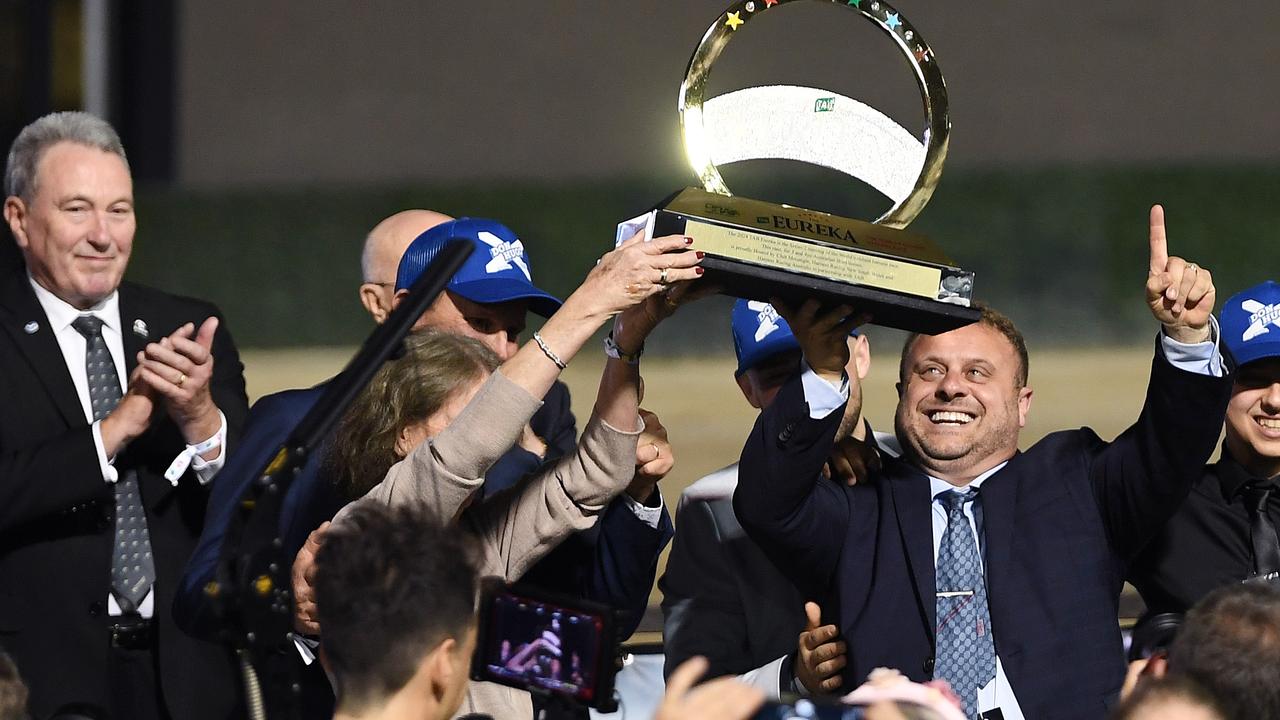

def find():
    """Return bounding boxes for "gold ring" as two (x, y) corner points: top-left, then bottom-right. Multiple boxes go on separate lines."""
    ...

(1187, 263), (1198, 273)
(176, 373), (186, 387)
(651, 442), (661, 459)
(660, 268), (670, 285)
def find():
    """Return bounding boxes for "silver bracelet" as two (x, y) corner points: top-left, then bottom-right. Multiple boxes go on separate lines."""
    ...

(532, 332), (567, 370)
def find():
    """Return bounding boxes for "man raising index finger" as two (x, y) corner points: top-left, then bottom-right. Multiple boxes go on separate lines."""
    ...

(734, 205), (1230, 718)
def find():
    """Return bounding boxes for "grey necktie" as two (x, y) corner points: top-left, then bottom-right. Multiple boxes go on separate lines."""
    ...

(935, 488), (997, 719)
(71, 315), (155, 613)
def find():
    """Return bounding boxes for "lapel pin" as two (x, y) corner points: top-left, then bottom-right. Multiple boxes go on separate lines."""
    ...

(23, 321), (39, 334)
(132, 319), (148, 338)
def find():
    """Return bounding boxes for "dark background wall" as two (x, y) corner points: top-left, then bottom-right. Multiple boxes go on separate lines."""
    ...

(176, 1), (1280, 184)
(4, 1), (1279, 348)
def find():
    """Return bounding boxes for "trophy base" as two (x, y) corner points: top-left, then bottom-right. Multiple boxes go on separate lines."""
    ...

(623, 188), (980, 335)
(700, 256), (980, 335)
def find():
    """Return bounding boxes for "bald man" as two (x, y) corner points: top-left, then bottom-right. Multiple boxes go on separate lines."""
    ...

(357, 209), (452, 325)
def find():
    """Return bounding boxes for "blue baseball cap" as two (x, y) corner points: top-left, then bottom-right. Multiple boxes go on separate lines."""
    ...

(1221, 280), (1280, 367)
(733, 300), (801, 377)
(396, 217), (562, 318)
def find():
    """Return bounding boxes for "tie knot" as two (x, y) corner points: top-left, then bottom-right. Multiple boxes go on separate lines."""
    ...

(938, 488), (977, 515)
(71, 314), (105, 339)
(1245, 484), (1275, 512)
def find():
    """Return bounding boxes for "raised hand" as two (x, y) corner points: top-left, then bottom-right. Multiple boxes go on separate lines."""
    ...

(796, 601), (847, 693)
(1145, 205), (1215, 343)
(581, 232), (703, 320)
(773, 299), (864, 385)
(136, 316), (222, 443)
(626, 408), (673, 503)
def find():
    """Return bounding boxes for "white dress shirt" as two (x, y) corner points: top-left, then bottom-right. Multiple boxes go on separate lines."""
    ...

(30, 277), (228, 617)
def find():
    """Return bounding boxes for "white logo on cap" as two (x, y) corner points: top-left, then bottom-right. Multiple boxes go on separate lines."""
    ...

(748, 301), (782, 342)
(1241, 299), (1280, 342)
(479, 231), (531, 281)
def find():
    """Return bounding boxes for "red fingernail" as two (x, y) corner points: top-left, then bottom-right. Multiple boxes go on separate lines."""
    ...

(695, 267), (705, 275)
(685, 236), (694, 244)
(696, 251), (705, 259)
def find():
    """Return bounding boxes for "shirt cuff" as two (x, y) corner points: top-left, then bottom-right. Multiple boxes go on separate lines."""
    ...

(800, 359), (849, 420)
(290, 633), (320, 665)
(738, 655), (789, 699)
(622, 490), (664, 529)
(167, 411), (228, 486)
(1161, 314), (1224, 377)
(91, 420), (119, 484)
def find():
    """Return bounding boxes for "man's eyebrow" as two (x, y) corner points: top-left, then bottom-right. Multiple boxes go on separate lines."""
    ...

(56, 193), (133, 206)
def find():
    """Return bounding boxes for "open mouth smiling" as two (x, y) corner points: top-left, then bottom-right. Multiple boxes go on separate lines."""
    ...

(928, 410), (976, 425)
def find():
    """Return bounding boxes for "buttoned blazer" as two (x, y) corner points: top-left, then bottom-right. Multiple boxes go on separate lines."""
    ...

(0, 270), (248, 720)
(734, 348), (1231, 720)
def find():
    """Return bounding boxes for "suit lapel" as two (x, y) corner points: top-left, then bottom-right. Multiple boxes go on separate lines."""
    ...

(887, 459), (938, 639)
(977, 456), (1017, 624)
(0, 273), (85, 426)
(117, 284), (151, 377)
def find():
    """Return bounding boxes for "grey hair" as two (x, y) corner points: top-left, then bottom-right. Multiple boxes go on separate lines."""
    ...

(4, 111), (129, 201)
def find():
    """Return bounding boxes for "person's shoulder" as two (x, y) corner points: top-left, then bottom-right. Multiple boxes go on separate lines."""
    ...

(249, 383), (328, 420)
(680, 463), (740, 505)
(119, 281), (224, 318)
(1026, 426), (1108, 456)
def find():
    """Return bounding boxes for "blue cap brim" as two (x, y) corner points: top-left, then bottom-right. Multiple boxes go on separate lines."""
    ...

(451, 278), (562, 318)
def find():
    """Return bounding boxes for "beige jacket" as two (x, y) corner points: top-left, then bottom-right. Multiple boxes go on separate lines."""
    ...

(339, 369), (643, 719)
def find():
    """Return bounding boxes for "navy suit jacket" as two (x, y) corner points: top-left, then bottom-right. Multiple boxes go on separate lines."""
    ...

(176, 377), (671, 640)
(734, 347), (1231, 719)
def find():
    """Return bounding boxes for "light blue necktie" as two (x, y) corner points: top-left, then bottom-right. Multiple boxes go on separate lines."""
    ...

(935, 488), (997, 719)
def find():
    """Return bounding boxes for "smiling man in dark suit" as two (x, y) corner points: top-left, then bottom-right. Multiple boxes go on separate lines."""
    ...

(0, 111), (247, 720)
(734, 207), (1230, 719)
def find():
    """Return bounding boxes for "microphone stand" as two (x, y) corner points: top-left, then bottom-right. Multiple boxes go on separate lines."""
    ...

(207, 240), (473, 719)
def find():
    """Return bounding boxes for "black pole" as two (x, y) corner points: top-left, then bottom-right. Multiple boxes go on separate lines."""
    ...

(209, 239), (473, 718)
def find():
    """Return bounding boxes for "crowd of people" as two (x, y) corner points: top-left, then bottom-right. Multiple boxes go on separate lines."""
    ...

(1, 110), (1278, 720)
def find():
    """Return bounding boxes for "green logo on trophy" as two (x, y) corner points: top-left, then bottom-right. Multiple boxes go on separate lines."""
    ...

(618, 0), (978, 334)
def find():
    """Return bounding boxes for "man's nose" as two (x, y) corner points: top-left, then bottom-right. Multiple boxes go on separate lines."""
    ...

(87, 211), (112, 248)
(935, 369), (968, 399)
(492, 332), (518, 362)
(1261, 381), (1280, 413)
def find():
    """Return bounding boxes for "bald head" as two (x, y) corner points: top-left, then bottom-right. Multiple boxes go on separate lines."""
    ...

(359, 209), (453, 323)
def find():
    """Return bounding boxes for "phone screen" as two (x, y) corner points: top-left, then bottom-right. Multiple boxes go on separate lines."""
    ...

(478, 589), (607, 703)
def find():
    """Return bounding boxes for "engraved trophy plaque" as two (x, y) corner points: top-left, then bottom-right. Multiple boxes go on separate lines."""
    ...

(618, 0), (978, 334)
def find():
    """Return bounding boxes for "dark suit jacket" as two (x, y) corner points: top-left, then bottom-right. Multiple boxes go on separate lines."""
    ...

(176, 376), (671, 643)
(0, 272), (248, 720)
(734, 348), (1231, 719)
(660, 465), (805, 682)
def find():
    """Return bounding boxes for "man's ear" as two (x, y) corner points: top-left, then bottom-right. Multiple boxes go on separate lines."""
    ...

(4, 196), (29, 249)
(1017, 386), (1034, 428)
(736, 373), (762, 409)
(851, 335), (871, 380)
(425, 637), (460, 702)
(359, 283), (387, 323)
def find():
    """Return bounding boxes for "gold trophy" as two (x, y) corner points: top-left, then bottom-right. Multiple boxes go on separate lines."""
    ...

(618, 0), (978, 333)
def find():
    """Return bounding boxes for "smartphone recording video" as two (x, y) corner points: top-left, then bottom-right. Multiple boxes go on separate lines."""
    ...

(471, 579), (619, 710)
